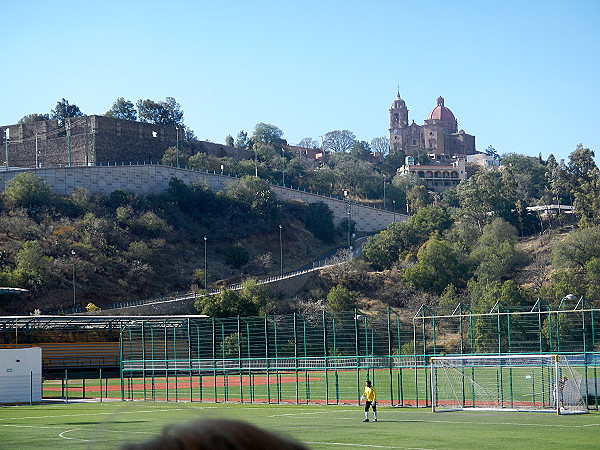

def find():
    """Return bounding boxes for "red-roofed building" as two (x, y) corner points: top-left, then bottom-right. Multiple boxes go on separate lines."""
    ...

(389, 93), (476, 162)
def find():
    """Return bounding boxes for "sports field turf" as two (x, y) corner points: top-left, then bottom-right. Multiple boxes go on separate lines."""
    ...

(0, 401), (598, 449)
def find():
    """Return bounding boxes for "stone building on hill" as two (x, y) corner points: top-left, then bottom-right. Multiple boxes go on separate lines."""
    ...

(0, 116), (251, 169)
(390, 92), (477, 192)
(389, 92), (476, 162)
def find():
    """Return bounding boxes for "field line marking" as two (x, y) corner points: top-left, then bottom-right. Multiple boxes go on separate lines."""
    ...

(396, 419), (600, 429)
(1, 424), (67, 430)
(306, 441), (436, 450)
(269, 410), (356, 417)
(59, 428), (91, 442)
(0, 407), (218, 422)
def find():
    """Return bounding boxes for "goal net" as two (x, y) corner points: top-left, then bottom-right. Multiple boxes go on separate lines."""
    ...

(430, 354), (588, 414)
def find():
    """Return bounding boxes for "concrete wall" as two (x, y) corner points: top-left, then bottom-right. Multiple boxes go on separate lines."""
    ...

(0, 347), (42, 403)
(0, 165), (407, 233)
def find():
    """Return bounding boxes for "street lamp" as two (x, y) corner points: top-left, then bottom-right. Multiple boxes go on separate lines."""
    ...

(204, 236), (208, 289)
(279, 224), (283, 277)
(4, 128), (9, 170)
(175, 127), (179, 167)
(220, 164), (224, 175)
(344, 190), (351, 250)
(392, 200), (396, 223)
(281, 148), (285, 187)
(71, 250), (76, 306)
(382, 174), (386, 209)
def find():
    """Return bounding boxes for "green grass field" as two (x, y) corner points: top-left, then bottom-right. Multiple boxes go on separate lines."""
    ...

(0, 401), (598, 449)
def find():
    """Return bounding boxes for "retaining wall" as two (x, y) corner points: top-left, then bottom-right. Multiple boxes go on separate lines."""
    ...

(0, 165), (407, 232)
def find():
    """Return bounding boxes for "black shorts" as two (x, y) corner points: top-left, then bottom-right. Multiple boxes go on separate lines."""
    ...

(365, 401), (376, 412)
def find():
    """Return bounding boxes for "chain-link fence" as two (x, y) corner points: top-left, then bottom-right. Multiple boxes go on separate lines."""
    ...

(118, 306), (599, 408)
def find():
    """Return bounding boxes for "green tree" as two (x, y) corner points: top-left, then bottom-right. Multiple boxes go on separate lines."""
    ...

(132, 211), (170, 237)
(500, 153), (547, 202)
(235, 130), (249, 149)
(12, 241), (46, 287)
(304, 202), (335, 242)
(225, 135), (234, 147)
(220, 332), (248, 358)
(161, 146), (189, 167)
(18, 113), (49, 124)
(456, 170), (517, 230)
(467, 278), (530, 352)
(362, 222), (420, 270)
(332, 156), (380, 198)
(224, 243), (249, 268)
(50, 98), (83, 127)
(566, 145), (600, 225)
(240, 278), (274, 315)
(407, 206), (452, 240)
(252, 123), (285, 148)
(194, 288), (258, 317)
(224, 176), (280, 223)
(105, 97), (137, 121)
(351, 140), (371, 159)
(471, 218), (522, 282)
(402, 237), (467, 294)
(552, 226), (600, 272)
(136, 97), (184, 126)
(4, 172), (54, 207)
(327, 285), (357, 312)
(127, 241), (153, 263)
(406, 184), (431, 213)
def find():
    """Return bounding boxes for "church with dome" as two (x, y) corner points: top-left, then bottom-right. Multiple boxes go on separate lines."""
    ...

(389, 92), (476, 162)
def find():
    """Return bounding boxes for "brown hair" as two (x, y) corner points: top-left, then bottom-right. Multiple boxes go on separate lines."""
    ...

(120, 418), (308, 450)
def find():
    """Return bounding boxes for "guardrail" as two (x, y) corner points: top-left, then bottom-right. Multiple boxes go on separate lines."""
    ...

(52, 249), (353, 315)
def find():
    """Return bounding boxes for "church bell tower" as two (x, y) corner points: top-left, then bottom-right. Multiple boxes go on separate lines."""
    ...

(389, 91), (409, 153)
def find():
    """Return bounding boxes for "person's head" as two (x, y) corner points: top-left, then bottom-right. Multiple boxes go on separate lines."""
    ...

(365, 380), (372, 387)
(120, 418), (307, 450)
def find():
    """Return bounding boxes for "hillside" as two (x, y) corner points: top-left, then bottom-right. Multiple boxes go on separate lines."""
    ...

(0, 174), (344, 315)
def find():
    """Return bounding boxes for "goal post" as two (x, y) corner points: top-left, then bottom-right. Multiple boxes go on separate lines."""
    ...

(430, 354), (588, 414)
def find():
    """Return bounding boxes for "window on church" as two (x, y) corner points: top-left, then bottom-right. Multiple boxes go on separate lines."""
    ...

(412, 139), (416, 145)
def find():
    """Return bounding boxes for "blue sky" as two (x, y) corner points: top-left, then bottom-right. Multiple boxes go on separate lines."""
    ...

(2, 0), (599, 163)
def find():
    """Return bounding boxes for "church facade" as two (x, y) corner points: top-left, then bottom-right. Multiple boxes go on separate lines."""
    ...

(389, 93), (476, 162)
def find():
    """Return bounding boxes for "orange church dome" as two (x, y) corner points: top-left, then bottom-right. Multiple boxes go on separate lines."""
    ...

(426, 96), (457, 132)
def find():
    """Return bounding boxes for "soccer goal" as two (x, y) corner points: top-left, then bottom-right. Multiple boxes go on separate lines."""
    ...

(430, 354), (588, 414)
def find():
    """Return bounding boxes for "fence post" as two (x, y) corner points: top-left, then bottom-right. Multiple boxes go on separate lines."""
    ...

(64, 369), (68, 403)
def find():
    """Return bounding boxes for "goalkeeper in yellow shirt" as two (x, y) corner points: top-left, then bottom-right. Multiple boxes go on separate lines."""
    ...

(360, 380), (377, 422)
